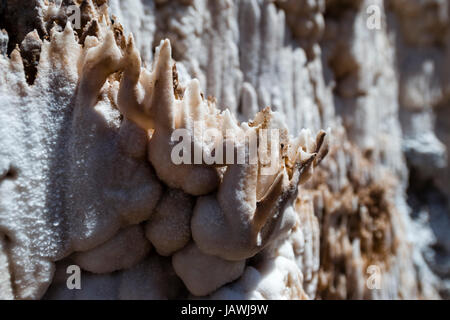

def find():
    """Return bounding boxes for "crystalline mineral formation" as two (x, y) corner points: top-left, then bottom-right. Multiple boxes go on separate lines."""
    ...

(0, 0), (448, 300)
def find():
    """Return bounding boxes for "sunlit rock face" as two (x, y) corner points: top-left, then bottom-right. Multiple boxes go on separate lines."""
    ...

(0, 0), (448, 300)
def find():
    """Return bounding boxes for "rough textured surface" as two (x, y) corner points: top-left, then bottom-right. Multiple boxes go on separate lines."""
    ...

(0, 235), (14, 300)
(0, 14), (162, 299)
(43, 255), (185, 300)
(145, 189), (194, 256)
(173, 242), (246, 296)
(0, 0), (449, 300)
(73, 225), (151, 274)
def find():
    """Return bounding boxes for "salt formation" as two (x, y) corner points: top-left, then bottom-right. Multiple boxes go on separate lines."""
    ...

(72, 225), (151, 274)
(0, 0), (449, 300)
(145, 189), (194, 256)
(44, 255), (184, 300)
(0, 0), (328, 300)
(172, 243), (246, 296)
(0, 235), (14, 300)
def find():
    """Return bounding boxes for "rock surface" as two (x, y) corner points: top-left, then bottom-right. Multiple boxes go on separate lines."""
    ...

(0, 0), (448, 300)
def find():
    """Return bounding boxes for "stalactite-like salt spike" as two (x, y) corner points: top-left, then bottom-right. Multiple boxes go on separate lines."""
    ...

(78, 30), (122, 107)
(149, 39), (175, 131)
(253, 170), (284, 234)
(178, 79), (201, 131)
(221, 109), (241, 134)
(295, 150), (317, 186)
(10, 46), (24, 74)
(9, 44), (28, 94)
(185, 79), (204, 123)
(314, 129), (329, 166)
(295, 130), (328, 185)
(63, 21), (74, 38)
(50, 22), (77, 55)
(178, 97), (191, 130)
(39, 23), (81, 82)
(122, 34), (141, 88)
(297, 128), (316, 153)
(287, 130), (328, 185)
(118, 34), (154, 130)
